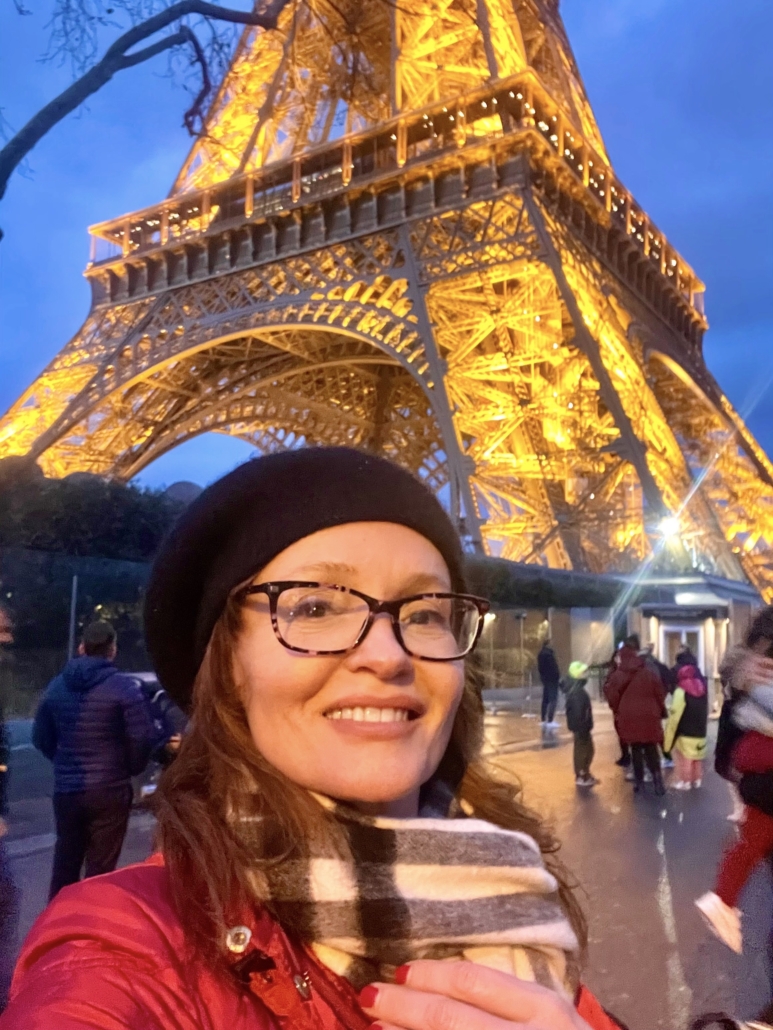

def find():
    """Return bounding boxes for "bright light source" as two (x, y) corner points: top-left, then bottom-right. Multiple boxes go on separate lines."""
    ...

(483, 612), (497, 626)
(660, 516), (680, 540)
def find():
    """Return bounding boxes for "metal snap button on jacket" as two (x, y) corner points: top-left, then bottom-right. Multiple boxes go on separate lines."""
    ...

(225, 925), (252, 954)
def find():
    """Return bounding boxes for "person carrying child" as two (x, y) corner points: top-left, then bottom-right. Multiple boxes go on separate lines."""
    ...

(696, 607), (773, 954)
(664, 660), (708, 790)
(565, 661), (598, 787)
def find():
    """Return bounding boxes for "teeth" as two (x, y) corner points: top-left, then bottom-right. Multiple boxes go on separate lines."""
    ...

(325, 707), (412, 722)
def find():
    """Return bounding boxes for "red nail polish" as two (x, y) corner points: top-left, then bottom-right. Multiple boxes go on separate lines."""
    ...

(394, 964), (410, 985)
(358, 985), (379, 1009)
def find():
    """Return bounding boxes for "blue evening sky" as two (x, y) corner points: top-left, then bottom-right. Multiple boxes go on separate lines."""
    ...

(0, 0), (771, 491)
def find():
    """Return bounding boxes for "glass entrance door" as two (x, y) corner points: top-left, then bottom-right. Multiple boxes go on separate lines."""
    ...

(659, 624), (704, 671)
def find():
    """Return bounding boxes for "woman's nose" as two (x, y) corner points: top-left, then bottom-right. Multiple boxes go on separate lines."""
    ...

(347, 613), (412, 674)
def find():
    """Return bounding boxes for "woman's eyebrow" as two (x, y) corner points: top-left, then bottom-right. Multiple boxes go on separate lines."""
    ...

(287, 561), (358, 580)
(280, 565), (450, 592)
(399, 573), (452, 593)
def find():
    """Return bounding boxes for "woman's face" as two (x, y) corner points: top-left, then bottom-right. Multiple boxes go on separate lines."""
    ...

(233, 522), (465, 817)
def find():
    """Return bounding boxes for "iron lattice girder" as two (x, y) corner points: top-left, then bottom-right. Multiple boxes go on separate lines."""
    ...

(1, 170), (771, 585)
(84, 99), (704, 349)
(2, 164), (771, 588)
(171, 0), (608, 191)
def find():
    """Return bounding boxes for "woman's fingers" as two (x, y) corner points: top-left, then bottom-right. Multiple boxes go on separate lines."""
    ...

(361, 981), (521, 1030)
(359, 961), (590, 1030)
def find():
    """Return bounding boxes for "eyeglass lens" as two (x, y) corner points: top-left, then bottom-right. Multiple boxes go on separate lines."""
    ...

(274, 586), (480, 658)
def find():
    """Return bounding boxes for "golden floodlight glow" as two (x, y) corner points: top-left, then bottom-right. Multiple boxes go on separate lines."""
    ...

(659, 517), (681, 541)
(1, 0), (773, 597)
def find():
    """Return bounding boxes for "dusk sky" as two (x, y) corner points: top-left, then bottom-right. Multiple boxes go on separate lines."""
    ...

(0, 0), (771, 491)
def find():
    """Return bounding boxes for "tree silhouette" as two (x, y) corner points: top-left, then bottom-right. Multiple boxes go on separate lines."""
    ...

(0, 0), (291, 229)
(0, 459), (185, 561)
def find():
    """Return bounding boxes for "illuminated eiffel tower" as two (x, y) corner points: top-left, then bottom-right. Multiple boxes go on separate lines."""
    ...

(3, 0), (773, 595)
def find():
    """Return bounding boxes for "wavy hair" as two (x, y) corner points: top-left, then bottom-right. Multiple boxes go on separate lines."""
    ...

(154, 594), (587, 975)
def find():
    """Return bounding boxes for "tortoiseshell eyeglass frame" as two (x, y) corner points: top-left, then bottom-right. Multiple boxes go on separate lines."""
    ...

(237, 581), (490, 661)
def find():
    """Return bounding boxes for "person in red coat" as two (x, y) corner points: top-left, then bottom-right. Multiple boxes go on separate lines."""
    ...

(1, 450), (625, 1030)
(605, 640), (667, 795)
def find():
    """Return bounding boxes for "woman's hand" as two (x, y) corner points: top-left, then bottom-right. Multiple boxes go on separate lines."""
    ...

(358, 960), (591, 1030)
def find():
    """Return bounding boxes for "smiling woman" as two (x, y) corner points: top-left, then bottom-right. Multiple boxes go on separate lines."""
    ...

(1, 448), (623, 1030)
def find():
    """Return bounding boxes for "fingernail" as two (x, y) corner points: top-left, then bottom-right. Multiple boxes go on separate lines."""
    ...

(358, 985), (379, 1009)
(394, 964), (410, 985)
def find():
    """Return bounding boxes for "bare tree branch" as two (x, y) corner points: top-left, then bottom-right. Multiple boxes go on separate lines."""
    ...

(117, 27), (188, 67)
(178, 27), (212, 135)
(0, 0), (292, 210)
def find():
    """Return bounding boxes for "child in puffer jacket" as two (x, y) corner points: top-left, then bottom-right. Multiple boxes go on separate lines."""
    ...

(696, 682), (773, 954)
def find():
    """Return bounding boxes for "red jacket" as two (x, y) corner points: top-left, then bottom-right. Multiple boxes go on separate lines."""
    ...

(733, 730), (773, 775)
(604, 648), (666, 746)
(0, 855), (622, 1030)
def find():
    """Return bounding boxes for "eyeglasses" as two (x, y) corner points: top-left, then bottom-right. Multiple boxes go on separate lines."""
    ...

(238, 582), (490, 661)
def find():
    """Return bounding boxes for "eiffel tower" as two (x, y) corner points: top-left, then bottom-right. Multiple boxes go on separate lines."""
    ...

(3, 0), (773, 596)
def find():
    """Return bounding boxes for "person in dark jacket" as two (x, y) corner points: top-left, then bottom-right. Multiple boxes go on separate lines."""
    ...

(565, 661), (597, 787)
(642, 642), (675, 769)
(643, 643), (673, 694)
(537, 639), (561, 727)
(605, 642), (667, 795)
(138, 677), (187, 767)
(33, 620), (156, 899)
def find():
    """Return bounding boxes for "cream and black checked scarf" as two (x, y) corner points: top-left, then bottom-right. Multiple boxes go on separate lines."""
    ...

(260, 789), (579, 996)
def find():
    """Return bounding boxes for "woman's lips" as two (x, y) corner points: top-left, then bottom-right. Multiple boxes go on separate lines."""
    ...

(323, 704), (420, 737)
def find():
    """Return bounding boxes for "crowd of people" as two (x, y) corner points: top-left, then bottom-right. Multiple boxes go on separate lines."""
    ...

(0, 449), (769, 1029)
(538, 609), (773, 992)
(537, 632), (709, 797)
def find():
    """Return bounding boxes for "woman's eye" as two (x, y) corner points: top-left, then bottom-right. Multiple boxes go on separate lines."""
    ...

(290, 599), (335, 619)
(404, 606), (447, 627)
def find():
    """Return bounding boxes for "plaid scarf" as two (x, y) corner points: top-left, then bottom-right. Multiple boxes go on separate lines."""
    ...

(261, 791), (579, 996)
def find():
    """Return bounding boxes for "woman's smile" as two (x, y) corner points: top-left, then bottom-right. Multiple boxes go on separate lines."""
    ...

(323, 691), (425, 730)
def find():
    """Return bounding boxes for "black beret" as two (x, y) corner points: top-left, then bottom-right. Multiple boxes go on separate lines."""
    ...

(144, 447), (464, 709)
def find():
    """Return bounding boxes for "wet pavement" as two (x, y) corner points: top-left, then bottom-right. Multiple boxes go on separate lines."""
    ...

(4, 707), (772, 1029)
(497, 706), (773, 1030)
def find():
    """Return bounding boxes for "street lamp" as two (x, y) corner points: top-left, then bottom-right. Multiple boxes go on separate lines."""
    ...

(659, 516), (680, 540)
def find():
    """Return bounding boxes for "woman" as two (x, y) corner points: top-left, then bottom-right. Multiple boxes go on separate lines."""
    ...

(1, 448), (622, 1030)
(604, 639), (666, 795)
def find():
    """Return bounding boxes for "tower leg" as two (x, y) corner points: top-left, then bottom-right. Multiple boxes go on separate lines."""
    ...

(521, 185), (666, 520)
(398, 226), (484, 553)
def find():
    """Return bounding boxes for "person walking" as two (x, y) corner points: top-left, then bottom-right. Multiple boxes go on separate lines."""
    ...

(4, 449), (624, 1030)
(604, 649), (630, 768)
(641, 643), (675, 768)
(695, 607), (773, 955)
(565, 661), (597, 787)
(664, 661), (708, 790)
(32, 620), (156, 899)
(537, 638), (561, 728)
(0, 608), (19, 1012)
(605, 637), (667, 795)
